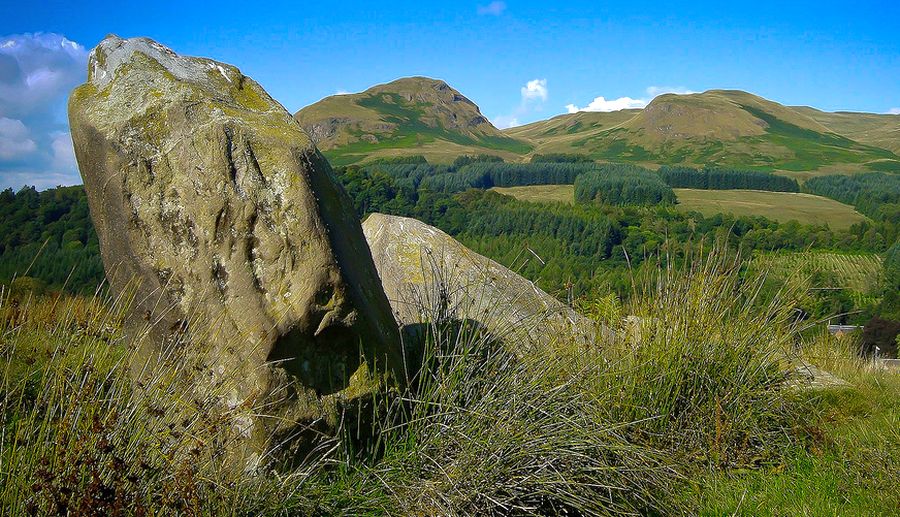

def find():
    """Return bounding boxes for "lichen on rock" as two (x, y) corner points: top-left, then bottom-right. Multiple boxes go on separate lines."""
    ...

(68, 35), (402, 468)
(362, 213), (605, 349)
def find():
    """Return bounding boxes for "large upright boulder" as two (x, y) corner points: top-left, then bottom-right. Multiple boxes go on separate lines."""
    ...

(68, 36), (402, 465)
(362, 213), (602, 347)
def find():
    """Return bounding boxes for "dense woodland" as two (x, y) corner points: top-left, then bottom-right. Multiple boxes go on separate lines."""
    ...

(421, 162), (597, 192)
(574, 164), (676, 206)
(0, 186), (103, 294)
(804, 172), (900, 221)
(2, 156), (898, 331)
(658, 165), (800, 192)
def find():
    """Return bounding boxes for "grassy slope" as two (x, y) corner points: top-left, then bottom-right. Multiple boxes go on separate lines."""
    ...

(751, 251), (883, 308)
(793, 106), (900, 157)
(504, 90), (900, 175)
(491, 184), (576, 204)
(673, 189), (868, 229)
(294, 77), (531, 166)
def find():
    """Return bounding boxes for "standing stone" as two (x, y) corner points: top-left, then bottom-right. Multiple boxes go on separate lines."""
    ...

(68, 35), (401, 466)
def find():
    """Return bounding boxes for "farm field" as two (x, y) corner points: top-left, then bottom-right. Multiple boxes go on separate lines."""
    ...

(493, 185), (868, 230)
(751, 251), (883, 309)
(673, 189), (867, 229)
(492, 184), (576, 204)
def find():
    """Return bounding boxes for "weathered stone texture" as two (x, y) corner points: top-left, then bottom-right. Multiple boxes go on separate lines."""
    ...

(69, 35), (401, 465)
(362, 213), (601, 348)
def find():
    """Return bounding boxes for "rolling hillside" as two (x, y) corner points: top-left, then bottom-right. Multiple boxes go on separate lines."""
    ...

(791, 106), (900, 163)
(294, 77), (531, 165)
(296, 79), (900, 174)
(509, 90), (900, 173)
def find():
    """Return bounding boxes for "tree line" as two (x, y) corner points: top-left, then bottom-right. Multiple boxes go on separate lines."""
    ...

(421, 162), (598, 192)
(803, 172), (900, 221)
(574, 164), (676, 206)
(657, 165), (800, 192)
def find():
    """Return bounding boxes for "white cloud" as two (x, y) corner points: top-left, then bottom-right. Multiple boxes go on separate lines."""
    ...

(492, 115), (519, 129)
(492, 78), (549, 129)
(565, 85), (696, 113)
(888, 108), (900, 115)
(0, 33), (88, 189)
(521, 78), (548, 103)
(0, 117), (37, 159)
(566, 96), (646, 113)
(477, 1), (506, 16)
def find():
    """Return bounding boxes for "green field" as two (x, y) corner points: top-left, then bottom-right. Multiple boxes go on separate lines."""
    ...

(492, 184), (575, 204)
(493, 185), (869, 229)
(673, 189), (867, 229)
(751, 251), (883, 308)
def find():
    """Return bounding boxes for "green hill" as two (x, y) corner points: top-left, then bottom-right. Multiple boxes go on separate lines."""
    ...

(296, 80), (900, 174)
(294, 77), (532, 165)
(508, 90), (900, 174)
(790, 106), (900, 166)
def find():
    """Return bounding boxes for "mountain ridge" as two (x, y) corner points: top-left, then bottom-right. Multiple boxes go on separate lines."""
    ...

(295, 78), (900, 174)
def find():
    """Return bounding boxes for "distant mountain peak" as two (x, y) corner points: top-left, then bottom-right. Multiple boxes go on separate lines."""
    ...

(294, 76), (530, 165)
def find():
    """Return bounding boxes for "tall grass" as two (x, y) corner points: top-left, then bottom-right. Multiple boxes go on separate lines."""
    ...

(1, 246), (832, 515)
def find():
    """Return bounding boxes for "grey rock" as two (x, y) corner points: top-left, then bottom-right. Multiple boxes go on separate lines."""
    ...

(362, 213), (601, 348)
(68, 35), (402, 466)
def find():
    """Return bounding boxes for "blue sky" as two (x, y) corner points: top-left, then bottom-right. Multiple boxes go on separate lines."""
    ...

(2, 0), (899, 189)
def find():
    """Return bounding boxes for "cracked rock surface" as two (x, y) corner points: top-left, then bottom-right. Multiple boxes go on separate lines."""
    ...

(69, 35), (401, 465)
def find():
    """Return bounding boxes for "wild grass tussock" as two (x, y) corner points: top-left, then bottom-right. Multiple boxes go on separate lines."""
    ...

(1, 247), (884, 515)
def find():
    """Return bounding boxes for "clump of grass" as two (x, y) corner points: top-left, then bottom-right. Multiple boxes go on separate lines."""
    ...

(0, 287), (306, 515)
(333, 316), (677, 515)
(595, 249), (807, 469)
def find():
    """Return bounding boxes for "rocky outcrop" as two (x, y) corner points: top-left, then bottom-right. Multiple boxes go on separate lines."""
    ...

(68, 35), (402, 466)
(362, 213), (601, 348)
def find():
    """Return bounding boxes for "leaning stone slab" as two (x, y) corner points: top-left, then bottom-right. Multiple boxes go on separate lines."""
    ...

(69, 35), (402, 467)
(362, 213), (603, 348)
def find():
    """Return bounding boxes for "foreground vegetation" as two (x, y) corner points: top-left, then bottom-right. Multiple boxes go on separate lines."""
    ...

(2, 250), (898, 514)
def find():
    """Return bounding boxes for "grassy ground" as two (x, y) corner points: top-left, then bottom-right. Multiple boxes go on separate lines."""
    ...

(673, 188), (868, 229)
(492, 185), (868, 230)
(2, 251), (898, 515)
(492, 184), (575, 204)
(751, 251), (883, 303)
(679, 336), (900, 515)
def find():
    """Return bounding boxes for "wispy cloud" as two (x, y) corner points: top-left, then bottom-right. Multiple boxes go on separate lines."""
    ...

(492, 115), (519, 129)
(492, 78), (548, 129)
(0, 118), (37, 159)
(888, 108), (900, 115)
(0, 33), (88, 190)
(566, 86), (696, 113)
(477, 1), (507, 16)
